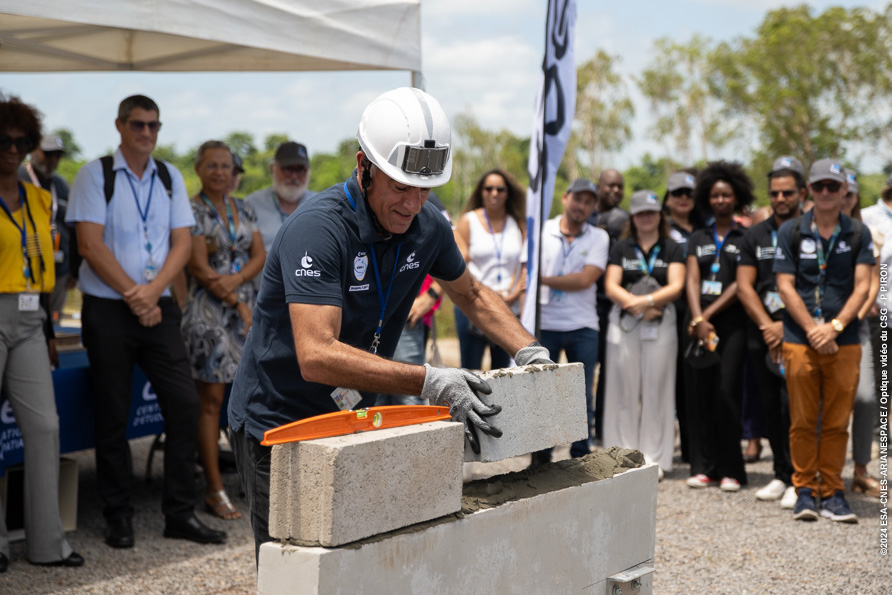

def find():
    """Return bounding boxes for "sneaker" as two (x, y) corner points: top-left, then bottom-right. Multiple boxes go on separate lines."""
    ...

(820, 491), (858, 523)
(686, 474), (719, 488)
(720, 477), (741, 492)
(756, 479), (786, 501)
(780, 486), (797, 509)
(793, 488), (818, 521)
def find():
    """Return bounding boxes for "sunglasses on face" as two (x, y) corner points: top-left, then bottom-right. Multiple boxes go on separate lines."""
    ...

(484, 185), (507, 193)
(669, 188), (691, 198)
(811, 181), (841, 193)
(769, 190), (797, 198)
(127, 119), (162, 133)
(0, 134), (34, 154)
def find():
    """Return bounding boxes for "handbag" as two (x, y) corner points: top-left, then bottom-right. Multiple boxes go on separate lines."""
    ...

(684, 338), (721, 369)
(620, 275), (663, 333)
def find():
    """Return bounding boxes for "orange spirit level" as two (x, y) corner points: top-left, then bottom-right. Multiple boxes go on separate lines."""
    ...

(260, 405), (452, 446)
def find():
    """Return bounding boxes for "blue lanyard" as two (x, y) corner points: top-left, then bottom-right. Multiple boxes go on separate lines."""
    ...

(709, 222), (735, 278)
(125, 170), (156, 256)
(0, 183), (33, 284)
(634, 244), (661, 276)
(809, 212), (841, 317)
(770, 230), (777, 249)
(200, 192), (238, 262)
(343, 182), (402, 354)
(482, 209), (505, 283)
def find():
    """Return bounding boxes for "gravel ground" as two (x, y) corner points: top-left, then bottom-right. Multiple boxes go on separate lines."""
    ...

(3, 334), (889, 593)
(4, 435), (887, 594)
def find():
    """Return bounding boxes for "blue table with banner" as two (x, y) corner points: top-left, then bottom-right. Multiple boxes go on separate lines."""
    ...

(0, 345), (167, 476)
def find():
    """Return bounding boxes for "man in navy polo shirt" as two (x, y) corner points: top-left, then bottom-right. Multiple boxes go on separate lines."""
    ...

(737, 157), (806, 508)
(774, 158), (874, 523)
(228, 88), (550, 561)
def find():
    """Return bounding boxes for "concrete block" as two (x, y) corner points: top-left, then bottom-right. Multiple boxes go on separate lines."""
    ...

(269, 420), (464, 547)
(465, 363), (587, 462)
(259, 464), (659, 595)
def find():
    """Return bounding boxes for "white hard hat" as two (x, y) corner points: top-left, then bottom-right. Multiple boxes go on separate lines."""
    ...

(357, 87), (452, 188)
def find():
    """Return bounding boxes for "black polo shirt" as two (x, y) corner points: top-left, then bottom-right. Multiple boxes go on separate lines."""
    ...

(687, 225), (746, 313)
(228, 174), (466, 442)
(739, 217), (786, 347)
(608, 237), (684, 288)
(773, 213), (875, 346)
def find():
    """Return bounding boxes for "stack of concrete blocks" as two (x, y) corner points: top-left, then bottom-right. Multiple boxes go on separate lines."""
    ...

(260, 363), (658, 594)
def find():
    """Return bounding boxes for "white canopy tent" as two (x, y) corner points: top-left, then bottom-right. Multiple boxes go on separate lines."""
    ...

(0, 0), (421, 74)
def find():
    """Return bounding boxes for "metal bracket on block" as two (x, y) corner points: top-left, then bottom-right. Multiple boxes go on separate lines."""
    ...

(607, 564), (654, 595)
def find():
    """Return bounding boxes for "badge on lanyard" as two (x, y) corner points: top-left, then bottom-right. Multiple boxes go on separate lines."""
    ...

(701, 280), (723, 296)
(331, 387), (363, 411)
(640, 322), (659, 341)
(763, 291), (784, 314)
(18, 293), (40, 312)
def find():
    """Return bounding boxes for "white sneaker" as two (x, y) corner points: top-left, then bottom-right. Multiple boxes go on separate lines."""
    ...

(755, 479), (787, 501)
(780, 486), (797, 509)
(720, 477), (741, 492)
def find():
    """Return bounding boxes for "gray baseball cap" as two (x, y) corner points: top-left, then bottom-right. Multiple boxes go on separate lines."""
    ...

(768, 156), (804, 179)
(39, 134), (65, 153)
(566, 178), (597, 196)
(629, 190), (662, 215)
(808, 158), (846, 184)
(845, 171), (859, 194)
(667, 171), (696, 192)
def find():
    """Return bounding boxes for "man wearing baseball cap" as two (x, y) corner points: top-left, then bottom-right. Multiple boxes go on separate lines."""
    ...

(244, 141), (317, 254)
(773, 158), (874, 523)
(18, 133), (73, 319)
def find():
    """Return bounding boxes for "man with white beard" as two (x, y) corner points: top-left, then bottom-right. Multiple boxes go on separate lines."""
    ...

(245, 141), (316, 254)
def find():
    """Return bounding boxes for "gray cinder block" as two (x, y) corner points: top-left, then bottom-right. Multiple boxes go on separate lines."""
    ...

(465, 363), (588, 462)
(269, 420), (464, 547)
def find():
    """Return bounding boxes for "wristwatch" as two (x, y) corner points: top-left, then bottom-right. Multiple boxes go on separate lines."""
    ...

(426, 287), (440, 300)
(831, 318), (845, 333)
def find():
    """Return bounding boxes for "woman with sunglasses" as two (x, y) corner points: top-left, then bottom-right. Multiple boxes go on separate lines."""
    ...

(602, 191), (685, 479)
(181, 141), (265, 520)
(685, 161), (755, 492)
(0, 94), (83, 571)
(453, 169), (526, 370)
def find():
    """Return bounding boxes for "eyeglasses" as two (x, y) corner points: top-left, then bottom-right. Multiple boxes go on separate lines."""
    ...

(0, 134), (34, 154)
(810, 181), (842, 194)
(127, 119), (162, 133)
(769, 190), (797, 198)
(484, 185), (507, 193)
(669, 188), (691, 198)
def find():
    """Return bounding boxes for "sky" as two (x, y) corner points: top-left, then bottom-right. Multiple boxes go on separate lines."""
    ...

(1, 0), (886, 170)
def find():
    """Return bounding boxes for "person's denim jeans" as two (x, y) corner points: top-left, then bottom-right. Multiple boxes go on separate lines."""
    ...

(539, 327), (599, 458)
(454, 306), (511, 370)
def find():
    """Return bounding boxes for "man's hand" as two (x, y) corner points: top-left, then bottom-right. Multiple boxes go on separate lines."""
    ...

(47, 338), (59, 370)
(123, 284), (162, 317)
(514, 341), (554, 366)
(138, 305), (162, 327)
(407, 292), (436, 328)
(760, 321), (784, 349)
(816, 340), (839, 355)
(806, 322), (838, 351)
(420, 364), (501, 454)
(694, 319), (715, 342)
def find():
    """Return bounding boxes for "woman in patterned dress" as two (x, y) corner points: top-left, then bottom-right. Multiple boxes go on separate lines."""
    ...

(182, 141), (265, 519)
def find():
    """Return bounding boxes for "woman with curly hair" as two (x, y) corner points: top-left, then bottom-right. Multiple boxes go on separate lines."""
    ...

(0, 94), (83, 570)
(684, 160), (754, 492)
(453, 169), (526, 369)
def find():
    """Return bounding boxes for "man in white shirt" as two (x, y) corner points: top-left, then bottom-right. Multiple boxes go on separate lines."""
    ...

(531, 179), (609, 462)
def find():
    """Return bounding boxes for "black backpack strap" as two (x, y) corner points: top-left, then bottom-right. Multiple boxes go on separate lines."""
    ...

(155, 160), (173, 198)
(100, 155), (115, 204)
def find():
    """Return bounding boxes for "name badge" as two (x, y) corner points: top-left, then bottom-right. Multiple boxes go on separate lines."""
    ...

(813, 316), (825, 326)
(763, 291), (785, 314)
(54, 250), (64, 263)
(701, 280), (723, 296)
(144, 264), (158, 281)
(331, 387), (362, 411)
(640, 322), (659, 341)
(18, 293), (40, 312)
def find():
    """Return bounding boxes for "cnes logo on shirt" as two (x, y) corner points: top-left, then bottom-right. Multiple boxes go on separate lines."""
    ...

(400, 251), (421, 273)
(296, 251), (321, 277)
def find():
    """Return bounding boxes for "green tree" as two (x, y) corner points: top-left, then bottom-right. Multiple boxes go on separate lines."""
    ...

(711, 5), (892, 164)
(567, 50), (634, 181)
(51, 128), (82, 159)
(638, 36), (730, 164)
(224, 131), (257, 158)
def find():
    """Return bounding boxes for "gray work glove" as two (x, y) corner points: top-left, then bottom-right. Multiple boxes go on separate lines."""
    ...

(514, 341), (555, 366)
(421, 363), (501, 454)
